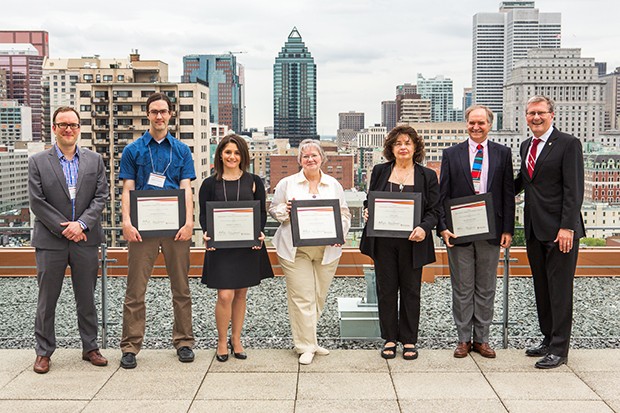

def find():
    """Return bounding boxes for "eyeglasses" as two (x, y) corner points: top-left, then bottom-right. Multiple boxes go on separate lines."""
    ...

(526, 111), (551, 117)
(54, 123), (80, 130)
(148, 109), (170, 116)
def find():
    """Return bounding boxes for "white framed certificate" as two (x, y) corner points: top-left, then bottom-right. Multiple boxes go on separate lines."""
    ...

(205, 201), (260, 248)
(366, 192), (422, 238)
(290, 199), (344, 247)
(130, 189), (186, 238)
(444, 193), (496, 244)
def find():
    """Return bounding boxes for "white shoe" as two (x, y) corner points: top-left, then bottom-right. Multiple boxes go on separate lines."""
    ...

(299, 352), (314, 365)
(315, 346), (330, 356)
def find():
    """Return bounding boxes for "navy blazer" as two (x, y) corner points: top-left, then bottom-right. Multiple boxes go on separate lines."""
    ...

(514, 128), (585, 241)
(360, 162), (439, 269)
(437, 139), (515, 245)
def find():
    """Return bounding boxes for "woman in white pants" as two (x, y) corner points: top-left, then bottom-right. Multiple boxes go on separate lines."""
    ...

(269, 139), (351, 365)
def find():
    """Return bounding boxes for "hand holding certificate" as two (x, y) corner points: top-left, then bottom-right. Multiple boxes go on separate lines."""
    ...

(366, 192), (422, 238)
(129, 189), (186, 238)
(205, 200), (261, 249)
(444, 193), (496, 245)
(290, 199), (344, 247)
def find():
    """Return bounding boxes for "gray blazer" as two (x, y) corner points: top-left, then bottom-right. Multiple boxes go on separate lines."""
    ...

(28, 146), (109, 249)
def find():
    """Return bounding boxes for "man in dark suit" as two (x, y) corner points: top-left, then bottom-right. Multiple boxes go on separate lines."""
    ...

(515, 95), (585, 369)
(438, 105), (515, 359)
(28, 106), (109, 374)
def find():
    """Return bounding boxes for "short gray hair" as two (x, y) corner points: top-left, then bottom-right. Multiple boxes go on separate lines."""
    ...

(527, 95), (555, 113)
(297, 139), (327, 164)
(465, 104), (494, 124)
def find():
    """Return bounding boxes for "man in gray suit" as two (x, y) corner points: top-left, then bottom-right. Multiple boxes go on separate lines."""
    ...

(28, 106), (109, 374)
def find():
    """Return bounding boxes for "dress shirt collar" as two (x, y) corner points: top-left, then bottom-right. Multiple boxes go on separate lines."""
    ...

(54, 144), (79, 161)
(468, 137), (488, 153)
(143, 130), (172, 146)
(534, 125), (554, 144)
(293, 169), (328, 186)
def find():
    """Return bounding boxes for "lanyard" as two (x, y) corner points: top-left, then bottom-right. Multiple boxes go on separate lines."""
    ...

(147, 142), (172, 175)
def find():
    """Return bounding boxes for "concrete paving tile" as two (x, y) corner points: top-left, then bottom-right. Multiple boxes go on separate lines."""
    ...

(568, 349), (620, 372)
(207, 349), (298, 373)
(95, 371), (204, 400)
(295, 399), (400, 412)
(0, 349), (33, 374)
(392, 372), (497, 400)
(112, 349), (213, 372)
(300, 350), (388, 373)
(503, 400), (614, 413)
(387, 349), (479, 373)
(577, 372), (620, 400)
(189, 400), (295, 412)
(82, 400), (192, 413)
(399, 399), (507, 412)
(485, 372), (599, 400)
(195, 372), (296, 400)
(472, 348), (541, 372)
(607, 399), (620, 412)
(0, 372), (18, 389)
(0, 400), (87, 413)
(297, 372), (395, 400)
(0, 370), (113, 400)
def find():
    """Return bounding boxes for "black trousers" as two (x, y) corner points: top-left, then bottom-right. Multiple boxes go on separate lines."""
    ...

(526, 236), (579, 357)
(373, 237), (422, 344)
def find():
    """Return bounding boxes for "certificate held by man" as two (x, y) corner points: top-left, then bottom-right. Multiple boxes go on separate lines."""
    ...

(367, 191), (422, 238)
(444, 193), (496, 244)
(130, 189), (186, 238)
(290, 199), (344, 247)
(205, 200), (260, 249)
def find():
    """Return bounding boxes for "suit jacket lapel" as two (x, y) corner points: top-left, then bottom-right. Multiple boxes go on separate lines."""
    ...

(520, 137), (532, 181)
(374, 162), (392, 191)
(47, 148), (71, 199)
(532, 130), (558, 180)
(486, 142), (497, 191)
(75, 147), (87, 194)
(457, 142), (476, 193)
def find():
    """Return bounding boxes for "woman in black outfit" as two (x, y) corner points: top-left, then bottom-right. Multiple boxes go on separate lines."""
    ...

(360, 125), (439, 360)
(199, 135), (273, 362)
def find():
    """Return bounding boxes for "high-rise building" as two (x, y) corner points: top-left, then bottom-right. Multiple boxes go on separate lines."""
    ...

(416, 74), (455, 122)
(381, 100), (397, 132)
(399, 98), (432, 124)
(0, 100), (32, 145)
(337, 111), (364, 148)
(0, 31), (49, 57)
(0, 141), (44, 213)
(0, 44), (44, 141)
(396, 83), (417, 96)
(472, 1), (561, 122)
(356, 125), (387, 149)
(182, 53), (243, 133)
(273, 27), (318, 147)
(602, 67), (620, 130)
(503, 48), (605, 142)
(462, 87), (473, 112)
(0, 68), (7, 99)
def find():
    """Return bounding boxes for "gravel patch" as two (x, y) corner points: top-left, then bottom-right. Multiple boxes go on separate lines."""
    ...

(1, 276), (618, 350)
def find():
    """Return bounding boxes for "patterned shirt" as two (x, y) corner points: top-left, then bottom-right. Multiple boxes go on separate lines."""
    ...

(54, 145), (85, 228)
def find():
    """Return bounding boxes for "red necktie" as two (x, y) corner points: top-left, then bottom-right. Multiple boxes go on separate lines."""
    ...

(527, 138), (541, 178)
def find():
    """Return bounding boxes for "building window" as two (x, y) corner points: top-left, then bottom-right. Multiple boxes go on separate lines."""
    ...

(179, 105), (193, 112)
(103, 75), (113, 82)
(117, 75), (125, 81)
(179, 91), (194, 98)
(180, 133), (194, 139)
(179, 119), (194, 125)
(80, 90), (91, 98)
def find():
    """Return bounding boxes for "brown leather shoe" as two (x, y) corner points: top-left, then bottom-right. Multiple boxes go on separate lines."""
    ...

(82, 349), (108, 366)
(472, 342), (496, 358)
(33, 355), (50, 374)
(453, 341), (472, 358)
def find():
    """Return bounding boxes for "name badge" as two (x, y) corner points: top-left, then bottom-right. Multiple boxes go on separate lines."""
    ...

(69, 185), (77, 200)
(473, 181), (482, 194)
(148, 173), (166, 188)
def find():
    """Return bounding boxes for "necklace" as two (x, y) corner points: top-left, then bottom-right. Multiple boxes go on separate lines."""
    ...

(392, 165), (413, 192)
(222, 172), (242, 202)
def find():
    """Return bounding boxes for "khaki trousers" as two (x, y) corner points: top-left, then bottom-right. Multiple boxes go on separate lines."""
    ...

(279, 246), (339, 354)
(121, 237), (194, 354)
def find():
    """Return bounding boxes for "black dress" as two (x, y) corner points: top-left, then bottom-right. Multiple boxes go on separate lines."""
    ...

(198, 172), (274, 289)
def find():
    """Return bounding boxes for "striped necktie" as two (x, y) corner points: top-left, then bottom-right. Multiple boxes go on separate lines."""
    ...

(471, 144), (483, 194)
(527, 138), (542, 178)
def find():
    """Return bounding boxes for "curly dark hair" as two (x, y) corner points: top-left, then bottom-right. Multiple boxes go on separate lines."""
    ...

(383, 125), (425, 163)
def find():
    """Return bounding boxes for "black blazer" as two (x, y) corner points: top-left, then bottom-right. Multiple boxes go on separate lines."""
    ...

(514, 128), (585, 241)
(437, 140), (515, 245)
(360, 162), (439, 269)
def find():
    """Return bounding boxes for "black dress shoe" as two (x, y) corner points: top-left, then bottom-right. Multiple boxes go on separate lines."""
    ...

(525, 343), (550, 357)
(535, 353), (567, 369)
(215, 353), (229, 362)
(177, 346), (195, 363)
(120, 352), (137, 369)
(229, 338), (247, 360)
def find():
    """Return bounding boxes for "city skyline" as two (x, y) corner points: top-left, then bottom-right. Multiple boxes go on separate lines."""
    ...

(2, 0), (619, 135)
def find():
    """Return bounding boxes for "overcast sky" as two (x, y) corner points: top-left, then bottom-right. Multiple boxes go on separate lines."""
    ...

(3, 0), (619, 135)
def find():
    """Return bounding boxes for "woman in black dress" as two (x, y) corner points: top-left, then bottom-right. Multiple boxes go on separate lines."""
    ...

(360, 125), (439, 360)
(199, 135), (273, 362)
